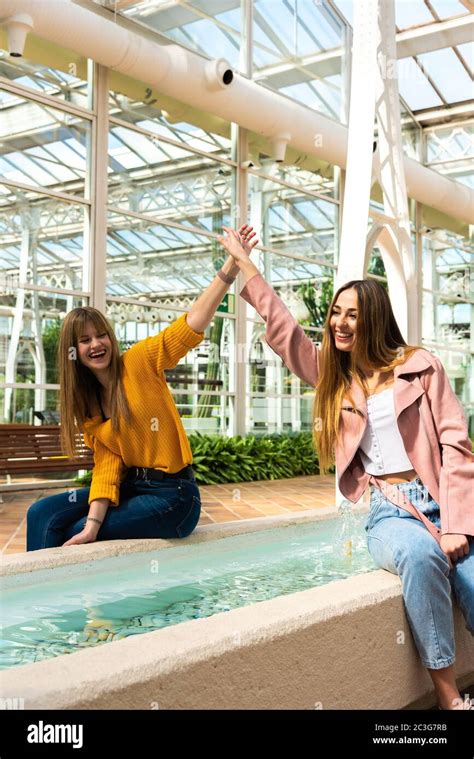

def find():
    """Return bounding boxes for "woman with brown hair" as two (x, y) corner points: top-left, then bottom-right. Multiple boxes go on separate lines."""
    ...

(217, 225), (474, 711)
(26, 231), (258, 552)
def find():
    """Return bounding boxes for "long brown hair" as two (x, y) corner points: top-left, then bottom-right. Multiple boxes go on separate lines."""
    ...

(58, 307), (131, 457)
(312, 279), (423, 474)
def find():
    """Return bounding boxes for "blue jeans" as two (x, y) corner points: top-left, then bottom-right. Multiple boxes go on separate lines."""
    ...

(26, 472), (202, 551)
(365, 477), (474, 669)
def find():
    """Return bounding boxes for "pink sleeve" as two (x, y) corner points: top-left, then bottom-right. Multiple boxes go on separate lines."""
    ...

(239, 272), (320, 387)
(422, 355), (474, 536)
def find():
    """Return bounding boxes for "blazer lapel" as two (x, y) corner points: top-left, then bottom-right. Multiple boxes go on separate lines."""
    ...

(394, 375), (425, 418)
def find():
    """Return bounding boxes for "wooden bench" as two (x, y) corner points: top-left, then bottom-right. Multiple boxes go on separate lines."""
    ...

(0, 424), (93, 477)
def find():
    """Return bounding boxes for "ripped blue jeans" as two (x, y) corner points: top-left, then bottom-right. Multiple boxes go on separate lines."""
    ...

(365, 477), (474, 669)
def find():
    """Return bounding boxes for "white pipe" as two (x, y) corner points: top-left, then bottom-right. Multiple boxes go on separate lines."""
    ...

(0, 0), (472, 223)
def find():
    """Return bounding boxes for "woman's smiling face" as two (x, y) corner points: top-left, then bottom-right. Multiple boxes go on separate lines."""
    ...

(329, 288), (358, 351)
(76, 320), (113, 372)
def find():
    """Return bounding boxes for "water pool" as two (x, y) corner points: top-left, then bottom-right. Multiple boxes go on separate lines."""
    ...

(1, 512), (376, 670)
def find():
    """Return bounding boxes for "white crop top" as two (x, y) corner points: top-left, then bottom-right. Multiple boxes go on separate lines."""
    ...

(357, 387), (413, 475)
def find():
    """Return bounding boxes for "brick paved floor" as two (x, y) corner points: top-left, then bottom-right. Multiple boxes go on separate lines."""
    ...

(1, 474), (366, 555)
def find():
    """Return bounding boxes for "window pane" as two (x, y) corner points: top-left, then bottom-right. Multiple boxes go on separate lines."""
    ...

(100, 0), (242, 69)
(108, 123), (233, 221)
(428, 1), (469, 21)
(107, 305), (235, 433)
(0, 184), (89, 291)
(0, 90), (92, 197)
(0, 293), (86, 423)
(0, 38), (92, 109)
(248, 173), (337, 263)
(253, 0), (345, 122)
(418, 48), (473, 104)
(107, 211), (235, 300)
(246, 295), (321, 435)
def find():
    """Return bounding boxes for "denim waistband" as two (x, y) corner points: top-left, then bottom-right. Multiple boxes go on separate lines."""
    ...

(370, 477), (434, 512)
(394, 477), (424, 490)
(124, 465), (195, 482)
(371, 476), (423, 490)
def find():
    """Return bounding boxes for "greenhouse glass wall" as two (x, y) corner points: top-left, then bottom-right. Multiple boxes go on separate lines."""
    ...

(0, 0), (472, 438)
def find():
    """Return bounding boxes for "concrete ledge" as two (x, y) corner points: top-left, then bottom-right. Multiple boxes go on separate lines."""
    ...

(1, 505), (352, 577)
(1, 570), (473, 710)
(1, 509), (473, 710)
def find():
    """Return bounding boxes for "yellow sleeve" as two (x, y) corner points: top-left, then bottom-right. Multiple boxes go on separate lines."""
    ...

(141, 313), (205, 373)
(83, 432), (125, 506)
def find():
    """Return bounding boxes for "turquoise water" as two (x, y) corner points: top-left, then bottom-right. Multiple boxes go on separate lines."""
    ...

(0, 513), (375, 670)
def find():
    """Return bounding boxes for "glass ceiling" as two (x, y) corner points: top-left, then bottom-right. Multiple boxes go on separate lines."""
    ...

(96, 0), (473, 116)
(335, 0), (472, 111)
(0, 1), (471, 304)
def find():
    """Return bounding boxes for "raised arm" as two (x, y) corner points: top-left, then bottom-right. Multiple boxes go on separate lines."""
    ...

(140, 312), (206, 373)
(185, 248), (246, 333)
(130, 242), (254, 373)
(218, 226), (320, 388)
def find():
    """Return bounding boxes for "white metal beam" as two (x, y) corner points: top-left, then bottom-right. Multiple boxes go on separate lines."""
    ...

(250, 14), (474, 87)
(338, 0), (419, 343)
(0, 0), (473, 223)
(413, 102), (474, 124)
(396, 14), (474, 58)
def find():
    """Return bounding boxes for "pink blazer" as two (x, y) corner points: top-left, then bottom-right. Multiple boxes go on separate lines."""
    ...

(240, 272), (474, 537)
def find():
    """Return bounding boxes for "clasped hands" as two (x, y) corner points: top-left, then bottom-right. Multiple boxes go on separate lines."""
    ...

(217, 224), (259, 264)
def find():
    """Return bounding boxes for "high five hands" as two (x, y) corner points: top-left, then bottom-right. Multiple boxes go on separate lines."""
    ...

(217, 224), (259, 264)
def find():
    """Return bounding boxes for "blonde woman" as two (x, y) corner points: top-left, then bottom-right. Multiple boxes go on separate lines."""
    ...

(217, 225), (474, 711)
(26, 232), (258, 552)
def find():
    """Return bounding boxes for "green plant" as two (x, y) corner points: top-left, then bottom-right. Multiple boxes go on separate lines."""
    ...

(367, 252), (388, 287)
(43, 318), (62, 385)
(297, 279), (333, 329)
(75, 431), (331, 487)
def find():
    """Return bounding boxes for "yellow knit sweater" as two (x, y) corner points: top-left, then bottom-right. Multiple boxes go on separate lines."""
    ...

(82, 313), (205, 505)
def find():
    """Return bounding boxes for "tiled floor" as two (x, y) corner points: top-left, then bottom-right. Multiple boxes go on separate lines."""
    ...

(0, 474), (364, 555)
